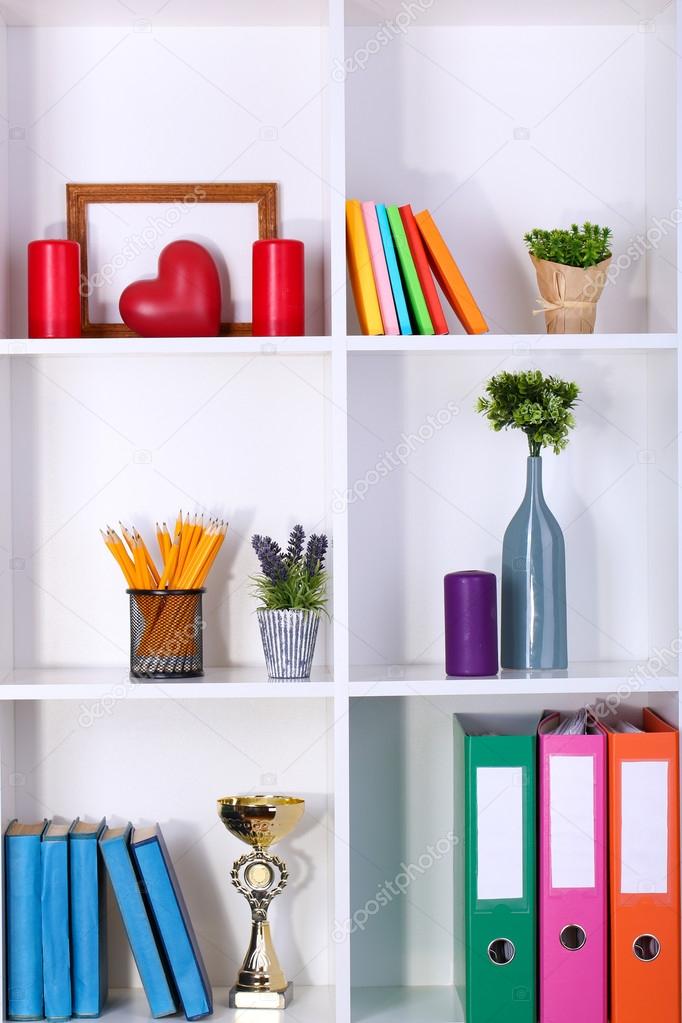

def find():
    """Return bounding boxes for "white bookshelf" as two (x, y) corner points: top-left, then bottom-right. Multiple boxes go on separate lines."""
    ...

(0, 1), (679, 1022)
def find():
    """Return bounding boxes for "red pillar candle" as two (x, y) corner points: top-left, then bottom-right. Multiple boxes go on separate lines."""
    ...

(28, 240), (81, 338)
(252, 239), (305, 336)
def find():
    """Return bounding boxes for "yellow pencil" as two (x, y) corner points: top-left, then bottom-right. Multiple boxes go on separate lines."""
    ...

(158, 533), (181, 590)
(177, 522), (215, 588)
(135, 530), (160, 587)
(102, 530), (136, 587)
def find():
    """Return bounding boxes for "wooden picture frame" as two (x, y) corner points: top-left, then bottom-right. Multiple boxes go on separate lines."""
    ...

(66, 182), (278, 337)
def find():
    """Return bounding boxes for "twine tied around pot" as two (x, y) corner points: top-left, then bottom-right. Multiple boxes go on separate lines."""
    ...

(530, 253), (611, 334)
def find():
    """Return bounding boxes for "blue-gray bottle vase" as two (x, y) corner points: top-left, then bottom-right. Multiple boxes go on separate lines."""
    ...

(501, 456), (567, 670)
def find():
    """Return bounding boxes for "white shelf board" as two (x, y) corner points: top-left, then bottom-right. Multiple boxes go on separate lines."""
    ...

(0, 337), (335, 356)
(352, 986), (463, 1023)
(346, 333), (678, 353)
(349, 662), (679, 697)
(95, 986), (334, 1022)
(0, 0), (327, 26)
(0, 665), (335, 699)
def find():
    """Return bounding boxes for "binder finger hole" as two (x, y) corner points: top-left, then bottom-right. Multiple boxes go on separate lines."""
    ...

(487, 939), (516, 965)
(633, 934), (661, 962)
(560, 925), (586, 951)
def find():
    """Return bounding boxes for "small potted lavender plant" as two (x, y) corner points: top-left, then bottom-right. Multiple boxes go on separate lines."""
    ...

(251, 525), (328, 679)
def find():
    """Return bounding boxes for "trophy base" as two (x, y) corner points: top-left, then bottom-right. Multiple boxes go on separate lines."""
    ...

(229, 983), (293, 1009)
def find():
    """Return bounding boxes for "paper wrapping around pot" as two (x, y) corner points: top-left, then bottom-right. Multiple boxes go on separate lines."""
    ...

(531, 254), (611, 334)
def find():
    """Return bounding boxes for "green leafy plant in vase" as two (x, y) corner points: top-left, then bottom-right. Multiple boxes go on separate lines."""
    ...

(251, 526), (328, 680)
(477, 369), (581, 670)
(524, 222), (612, 334)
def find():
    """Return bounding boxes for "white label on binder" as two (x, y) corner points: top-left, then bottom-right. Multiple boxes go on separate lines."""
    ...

(550, 755), (595, 889)
(476, 766), (523, 901)
(621, 760), (668, 894)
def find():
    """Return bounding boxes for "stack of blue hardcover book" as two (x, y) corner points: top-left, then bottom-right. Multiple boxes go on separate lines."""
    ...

(5, 820), (212, 1022)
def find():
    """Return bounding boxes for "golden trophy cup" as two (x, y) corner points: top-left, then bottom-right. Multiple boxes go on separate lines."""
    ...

(217, 795), (304, 1009)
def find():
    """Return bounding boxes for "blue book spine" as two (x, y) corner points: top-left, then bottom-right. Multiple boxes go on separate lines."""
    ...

(41, 835), (72, 1022)
(6, 831), (44, 1021)
(131, 830), (212, 1021)
(99, 827), (176, 1019)
(69, 825), (107, 1018)
(376, 203), (413, 335)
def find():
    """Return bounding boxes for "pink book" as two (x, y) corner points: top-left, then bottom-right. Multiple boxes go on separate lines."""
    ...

(538, 712), (607, 1023)
(361, 201), (399, 335)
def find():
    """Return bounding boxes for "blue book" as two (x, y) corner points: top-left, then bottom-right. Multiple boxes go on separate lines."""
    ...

(376, 202), (413, 334)
(131, 826), (212, 1021)
(69, 819), (107, 1018)
(41, 823), (72, 1022)
(99, 825), (176, 1019)
(5, 820), (48, 1021)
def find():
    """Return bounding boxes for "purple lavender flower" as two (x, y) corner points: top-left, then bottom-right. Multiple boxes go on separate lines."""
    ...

(286, 524), (305, 565)
(251, 535), (286, 581)
(304, 534), (328, 576)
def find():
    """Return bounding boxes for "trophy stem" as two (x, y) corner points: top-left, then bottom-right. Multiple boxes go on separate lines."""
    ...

(237, 918), (287, 992)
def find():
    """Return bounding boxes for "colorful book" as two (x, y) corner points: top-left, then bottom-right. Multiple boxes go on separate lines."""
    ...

(386, 205), (434, 335)
(6, 820), (48, 1021)
(69, 819), (107, 1019)
(398, 204), (448, 334)
(99, 825), (177, 1019)
(346, 199), (383, 335)
(41, 823), (72, 1023)
(131, 826), (212, 1021)
(360, 202), (399, 335)
(376, 203), (412, 334)
(415, 209), (488, 334)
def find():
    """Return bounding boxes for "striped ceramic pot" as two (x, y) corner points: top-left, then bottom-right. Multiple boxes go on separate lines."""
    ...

(257, 608), (321, 680)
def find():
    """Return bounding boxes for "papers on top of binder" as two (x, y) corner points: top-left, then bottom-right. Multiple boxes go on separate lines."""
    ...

(549, 708), (588, 735)
(612, 720), (643, 733)
(476, 766), (524, 901)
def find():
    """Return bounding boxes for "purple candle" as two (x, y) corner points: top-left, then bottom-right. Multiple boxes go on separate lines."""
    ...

(444, 570), (498, 677)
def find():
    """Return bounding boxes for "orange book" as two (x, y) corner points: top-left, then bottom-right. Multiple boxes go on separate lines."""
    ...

(415, 209), (488, 335)
(346, 199), (383, 335)
(599, 709), (680, 1023)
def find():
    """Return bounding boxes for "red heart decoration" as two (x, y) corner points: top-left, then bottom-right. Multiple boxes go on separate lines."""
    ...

(119, 240), (222, 337)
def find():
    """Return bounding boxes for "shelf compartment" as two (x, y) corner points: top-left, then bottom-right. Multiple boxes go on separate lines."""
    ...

(9, 353), (333, 670)
(0, 665), (335, 700)
(348, 349), (677, 671)
(349, 693), (678, 999)
(0, 13), (332, 337)
(345, 6), (677, 335)
(352, 986), (462, 1023)
(1, 697), (335, 994)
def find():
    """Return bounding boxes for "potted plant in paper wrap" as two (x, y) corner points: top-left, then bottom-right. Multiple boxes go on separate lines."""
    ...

(476, 370), (580, 671)
(525, 222), (612, 334)
(252, 526), (328, 679)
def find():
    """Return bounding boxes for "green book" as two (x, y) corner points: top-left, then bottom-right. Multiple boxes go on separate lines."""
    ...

(455, 717), (537, 1023)
(386, 205), (434, 334)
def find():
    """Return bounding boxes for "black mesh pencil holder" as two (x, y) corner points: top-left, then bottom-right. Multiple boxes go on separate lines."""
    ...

(128, 589), (205, 680)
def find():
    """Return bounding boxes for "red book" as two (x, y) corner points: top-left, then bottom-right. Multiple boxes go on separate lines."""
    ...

(398, 204), (449, 334)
